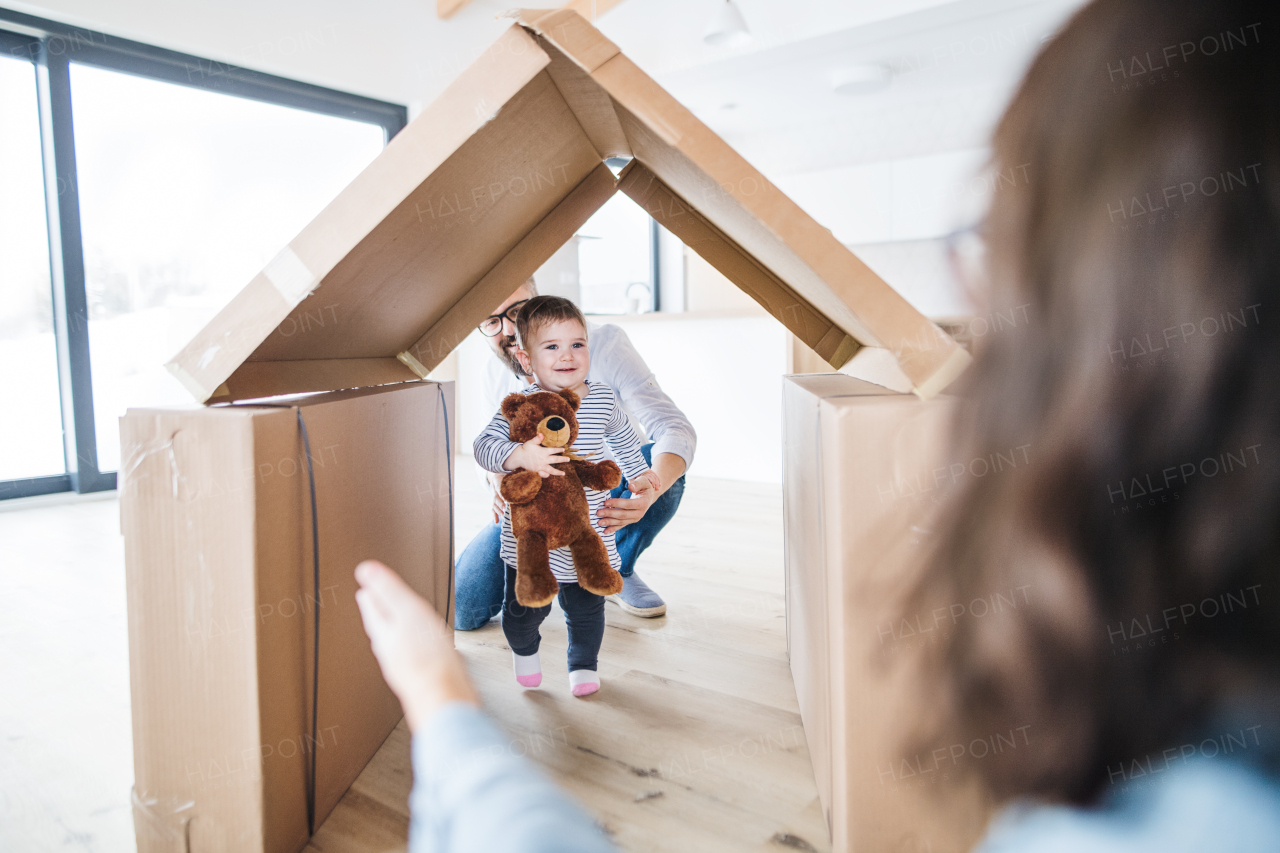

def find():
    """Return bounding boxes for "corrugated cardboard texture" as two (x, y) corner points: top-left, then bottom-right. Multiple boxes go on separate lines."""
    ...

(168, 12), (966, 405)
(121, 380), (454, 853)
(782, 374), (992, 853)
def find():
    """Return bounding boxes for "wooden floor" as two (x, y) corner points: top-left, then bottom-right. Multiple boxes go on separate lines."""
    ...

(1, 490), (134, 853)
(1, 468), (828, 853)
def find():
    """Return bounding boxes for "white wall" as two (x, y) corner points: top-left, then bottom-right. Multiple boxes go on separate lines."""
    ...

(849, 238), (975, 318)
(607, 315), (790, 483)
(455, 328), (498, 465)
(770, 148), (992, 317)
(773, 148), (989, 245)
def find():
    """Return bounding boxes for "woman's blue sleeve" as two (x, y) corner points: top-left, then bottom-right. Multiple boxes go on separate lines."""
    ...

(409, 702), (617, 853)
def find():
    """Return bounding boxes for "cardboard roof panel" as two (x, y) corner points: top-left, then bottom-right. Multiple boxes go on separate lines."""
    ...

(169, 11), (968, 405)
(617, 161), (858, 368)
(168, 24), (581, 403)
(250, 69), (602, 362)
(400, 160), (619, 376)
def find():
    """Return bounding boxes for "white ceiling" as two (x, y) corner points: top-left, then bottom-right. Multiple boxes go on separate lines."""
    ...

(7, 0), (1087, 176)
(633, 0), (1086, 174)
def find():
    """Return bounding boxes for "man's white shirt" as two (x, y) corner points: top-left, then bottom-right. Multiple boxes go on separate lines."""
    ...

(479, 321), (696, 471)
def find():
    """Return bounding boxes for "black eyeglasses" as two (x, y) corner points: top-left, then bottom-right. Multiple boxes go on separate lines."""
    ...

(479, 299), (529, 337)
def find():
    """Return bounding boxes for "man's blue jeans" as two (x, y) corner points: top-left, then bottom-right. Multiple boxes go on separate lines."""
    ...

(454, 443), (686, 630)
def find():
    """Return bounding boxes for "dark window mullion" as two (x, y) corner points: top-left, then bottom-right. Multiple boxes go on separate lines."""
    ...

(0, 474), (74, 501)
(650, 218), (661, 313)
(35, 38), (112, 493)
(0, 26), (39, 58)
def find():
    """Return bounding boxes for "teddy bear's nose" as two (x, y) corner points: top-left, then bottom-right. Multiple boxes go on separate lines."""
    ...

(546, 417), (566, 432)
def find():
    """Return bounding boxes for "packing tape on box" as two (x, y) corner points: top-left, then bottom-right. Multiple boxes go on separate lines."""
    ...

(167, 362), (215, 405)
(263, 245), (318, 307)
(118, 436), (178, 500)
(131, 788), (194, 851)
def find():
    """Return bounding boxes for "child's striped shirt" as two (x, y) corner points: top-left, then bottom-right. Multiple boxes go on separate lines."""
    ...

(474, 380), (649, 583)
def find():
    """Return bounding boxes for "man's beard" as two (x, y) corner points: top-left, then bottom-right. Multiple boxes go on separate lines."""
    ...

(499, 336), (529, 379)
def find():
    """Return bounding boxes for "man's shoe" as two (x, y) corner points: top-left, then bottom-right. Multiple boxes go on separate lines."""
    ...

(606, 571), (667, 617)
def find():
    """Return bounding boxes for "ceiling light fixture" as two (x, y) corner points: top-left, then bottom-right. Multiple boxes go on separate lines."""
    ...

(704, 0), (752, 48)
(829, 64), (893, 95)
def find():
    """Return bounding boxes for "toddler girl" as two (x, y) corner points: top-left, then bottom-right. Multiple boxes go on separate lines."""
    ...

(473, 296), (658, 697)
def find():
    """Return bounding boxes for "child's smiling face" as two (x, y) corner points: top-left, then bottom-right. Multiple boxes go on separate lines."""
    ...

(517, 318), (589, 394)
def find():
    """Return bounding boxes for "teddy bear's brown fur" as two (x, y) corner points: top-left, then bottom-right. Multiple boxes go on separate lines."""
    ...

(499, 389), (624, 607)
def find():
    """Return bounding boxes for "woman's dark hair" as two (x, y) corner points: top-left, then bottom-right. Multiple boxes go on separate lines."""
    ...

(915, 0), (1280, 804)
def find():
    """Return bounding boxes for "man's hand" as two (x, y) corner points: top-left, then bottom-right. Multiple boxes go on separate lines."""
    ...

(596, 453), (684, 532)
(629, 470), (662, 494)
(354, 560), (479, 732)
(488, 472), (507, 522)
(503, 434), (567, 479)
(597, 469), (660, 532)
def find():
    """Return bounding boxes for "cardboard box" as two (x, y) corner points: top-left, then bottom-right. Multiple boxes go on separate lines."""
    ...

(120, 380), (454, 853)
(782, 371), (994, 852)
(165, 9), (967, 407)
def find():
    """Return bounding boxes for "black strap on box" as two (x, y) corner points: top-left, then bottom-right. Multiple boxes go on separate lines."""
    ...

(295, 407), (321, 837)
(436, 385), (455, 627)
(253, 403), (321, 836)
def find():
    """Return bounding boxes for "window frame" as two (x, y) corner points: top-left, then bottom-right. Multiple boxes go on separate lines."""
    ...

(0, 8), (406, 500)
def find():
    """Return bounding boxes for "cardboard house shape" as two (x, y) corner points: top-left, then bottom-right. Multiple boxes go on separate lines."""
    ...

(166, 7), (969, 407)
(140, 9), (975, 852)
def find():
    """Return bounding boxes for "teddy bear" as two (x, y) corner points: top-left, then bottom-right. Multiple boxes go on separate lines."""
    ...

(498, 389), (624, 608)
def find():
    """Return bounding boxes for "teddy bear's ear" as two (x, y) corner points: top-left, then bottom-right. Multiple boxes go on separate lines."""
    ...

(501, 393), (527, 421)
(558, 389), (580, 411)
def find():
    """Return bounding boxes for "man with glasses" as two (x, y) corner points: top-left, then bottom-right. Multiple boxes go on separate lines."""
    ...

(454, 278), (695, 630)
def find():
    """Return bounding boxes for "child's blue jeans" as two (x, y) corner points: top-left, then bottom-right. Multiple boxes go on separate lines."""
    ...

(500, 563), (605, 672)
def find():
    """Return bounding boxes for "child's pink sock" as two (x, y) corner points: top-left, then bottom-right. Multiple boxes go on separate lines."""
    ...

(569, 669), (599, 697)
(513, 651), (541, 688)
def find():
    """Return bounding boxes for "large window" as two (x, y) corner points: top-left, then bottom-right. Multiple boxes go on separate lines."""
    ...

(71, 65), (384, 471)
(0, 53), (62, 481)
(0, 14), (404, 499)
(577, 192), (657, 315)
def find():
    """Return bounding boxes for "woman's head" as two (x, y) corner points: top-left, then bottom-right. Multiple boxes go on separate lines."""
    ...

(919, 0), (1280, 803)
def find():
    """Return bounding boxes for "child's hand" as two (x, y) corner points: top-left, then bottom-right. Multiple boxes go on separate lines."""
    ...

(504, 434), (567, 478)
(630, 469), (662, 495)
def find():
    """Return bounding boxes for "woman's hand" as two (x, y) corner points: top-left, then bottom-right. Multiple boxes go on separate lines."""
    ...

(503, 434), (567, 478)
(354, 560), (479, 732)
